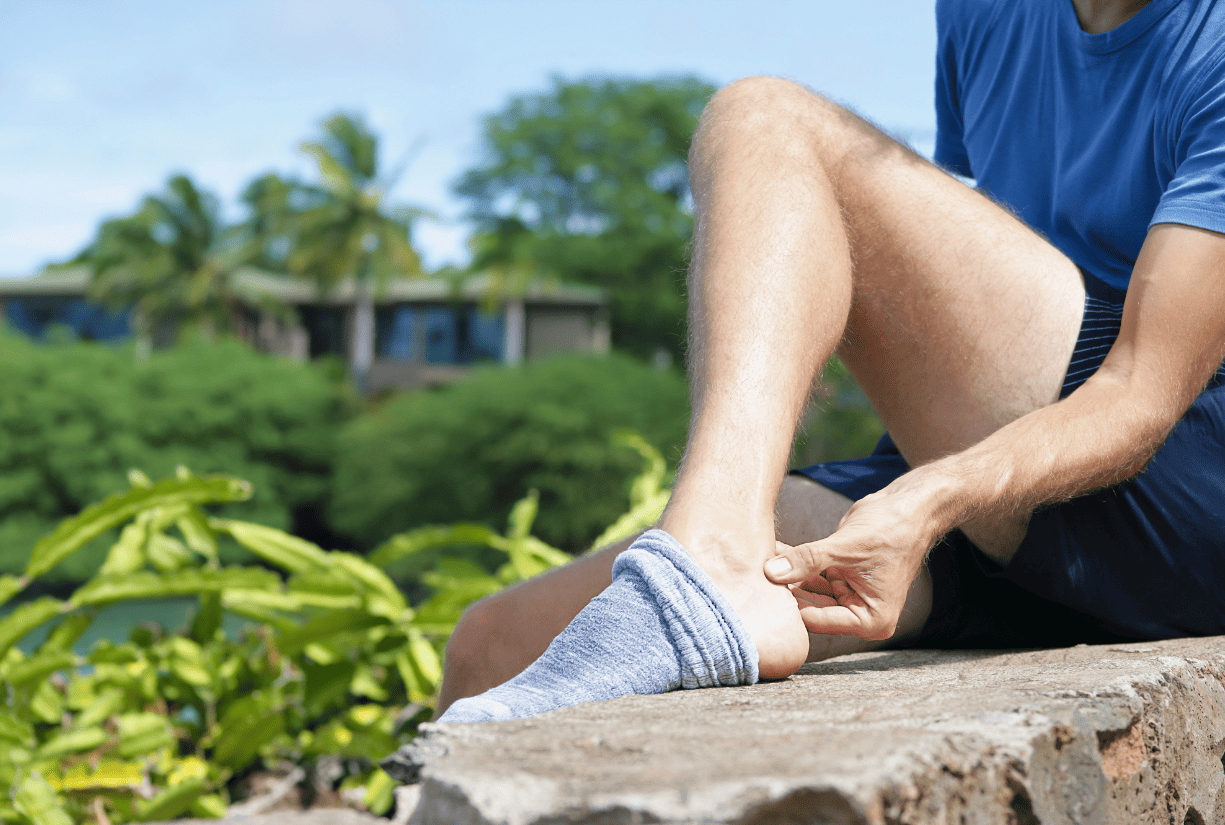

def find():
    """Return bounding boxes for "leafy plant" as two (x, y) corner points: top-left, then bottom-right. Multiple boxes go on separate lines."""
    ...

(1, 437), (671, 822)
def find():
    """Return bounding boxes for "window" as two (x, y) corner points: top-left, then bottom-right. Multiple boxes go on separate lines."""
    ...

(298, 306), (347, 358)
(4, 297), (131, 342)
(375, 304), (505, 364)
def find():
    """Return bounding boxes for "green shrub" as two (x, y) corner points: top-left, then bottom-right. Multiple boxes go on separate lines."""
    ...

(0, 470), (515, 821)
(0, 446), (672, 822)
(329, 353), (690, 553)
(0, 329), (352, 583)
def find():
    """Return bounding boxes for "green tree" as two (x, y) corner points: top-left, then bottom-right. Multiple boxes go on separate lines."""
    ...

(0, 329), (352, 584)
(329, 353), (691, 553)
(457, 75), (717, 361)
(252, 113), (432, 387)
(68, 174), (254, 344)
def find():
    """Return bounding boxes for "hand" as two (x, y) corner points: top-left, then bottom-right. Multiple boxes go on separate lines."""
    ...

(763, 479), (943, 640)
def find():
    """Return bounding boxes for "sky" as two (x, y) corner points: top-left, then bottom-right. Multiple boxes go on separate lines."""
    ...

(0, 1), (938, 276)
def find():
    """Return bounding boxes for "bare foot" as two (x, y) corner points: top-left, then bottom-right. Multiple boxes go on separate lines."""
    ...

(658, 520), (810, 680)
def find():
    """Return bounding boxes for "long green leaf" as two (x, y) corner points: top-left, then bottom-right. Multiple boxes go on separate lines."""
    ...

(221, 588), (302, 613)
(287, 572), (362, 611)
(39, 612), (94, 654)
(328, 552), (408, 614)
(98, 520), (149, 577)
(211, 519), (330, 574)
(216, 594), (300, 632)
(1, 649), (76, 687)
(506, 489), (540, 540)
(369, 523), (506, 567)
(613, 429), (668, 505)
(12, 774), (72, 825)
(407, 628), (441, 688)
(587, 489), (670, 552)
(36, 726), (109, 760)
(69, 568), (279, 608)
(518, 536), (570, 568)
(0, 574), (28, 609)
(0, 597), (64, 659)
(276, 609), (386, 658)
(26, 475), (251, 579)
(135, 776), (209, 822)
(176, 507), (218, 561)
(115, 712), (174, 759)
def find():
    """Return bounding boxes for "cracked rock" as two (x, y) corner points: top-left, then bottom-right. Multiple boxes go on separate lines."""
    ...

(405, 637), (1225, 824)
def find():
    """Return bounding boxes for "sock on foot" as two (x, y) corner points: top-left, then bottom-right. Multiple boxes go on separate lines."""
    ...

(436, 528), (759, 724)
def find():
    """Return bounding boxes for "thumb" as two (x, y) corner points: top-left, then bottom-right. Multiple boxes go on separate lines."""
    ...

(764, 540), (826, 585)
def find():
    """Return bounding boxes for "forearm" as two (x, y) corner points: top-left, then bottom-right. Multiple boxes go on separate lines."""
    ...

(907, 369), (1179, 542)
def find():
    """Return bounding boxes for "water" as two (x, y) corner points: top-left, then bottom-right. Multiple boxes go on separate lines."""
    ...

(5, 597), (256, 655)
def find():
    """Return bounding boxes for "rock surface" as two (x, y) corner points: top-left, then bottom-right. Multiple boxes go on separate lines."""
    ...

(403, 637), (1225, 824)
(154, 810), (385, 825)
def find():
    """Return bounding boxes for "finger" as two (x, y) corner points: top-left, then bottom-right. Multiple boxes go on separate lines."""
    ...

(763, 541), (827, 585)
(797, 604), (895, 640)
(795, 603), (868, 636)
(830, 578), (855, 598)
(789, 586), (838, 609)
(801, 602), (897, 641)
(797, 574), (834, 596)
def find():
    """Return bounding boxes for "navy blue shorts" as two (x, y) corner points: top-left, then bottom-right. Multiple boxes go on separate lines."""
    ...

(793, 275), (1225, 648)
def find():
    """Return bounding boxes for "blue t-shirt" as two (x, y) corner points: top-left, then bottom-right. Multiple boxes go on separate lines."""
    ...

(935, 0), (1225, 290)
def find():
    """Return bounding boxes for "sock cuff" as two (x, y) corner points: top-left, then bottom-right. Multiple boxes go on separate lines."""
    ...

(612, 529), (760, 688)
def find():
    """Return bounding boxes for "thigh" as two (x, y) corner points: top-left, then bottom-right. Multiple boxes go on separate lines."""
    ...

(701, 79), (1084, 462)
(788, 91), (1087, 463)
(758, 83), (1088, 557)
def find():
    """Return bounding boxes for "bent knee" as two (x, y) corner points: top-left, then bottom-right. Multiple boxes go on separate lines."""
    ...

(443, 593), (507, 679)
(695, 77), (842, 158)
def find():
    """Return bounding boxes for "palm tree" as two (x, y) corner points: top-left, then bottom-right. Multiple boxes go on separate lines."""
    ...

(71, 174), (252, 344)
(275, 113), (432, 389)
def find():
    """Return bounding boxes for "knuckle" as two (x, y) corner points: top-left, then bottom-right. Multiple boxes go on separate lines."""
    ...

(794, 543), (823, 572)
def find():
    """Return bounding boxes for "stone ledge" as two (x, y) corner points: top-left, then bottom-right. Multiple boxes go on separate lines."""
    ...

(404, 637), (1225, 824)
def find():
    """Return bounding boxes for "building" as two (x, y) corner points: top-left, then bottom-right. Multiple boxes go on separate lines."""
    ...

(0, 268), (610, 391)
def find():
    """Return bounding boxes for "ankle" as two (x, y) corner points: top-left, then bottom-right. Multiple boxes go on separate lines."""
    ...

(655, 518), (774, 578)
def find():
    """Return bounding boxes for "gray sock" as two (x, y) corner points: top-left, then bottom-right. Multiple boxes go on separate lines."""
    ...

(436, 529), (759, 725)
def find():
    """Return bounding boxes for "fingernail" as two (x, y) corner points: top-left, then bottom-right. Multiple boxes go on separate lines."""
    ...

(765, 557), (792, 577)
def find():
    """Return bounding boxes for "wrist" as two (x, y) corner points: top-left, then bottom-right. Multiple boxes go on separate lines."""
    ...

(887, 461), (969, 544)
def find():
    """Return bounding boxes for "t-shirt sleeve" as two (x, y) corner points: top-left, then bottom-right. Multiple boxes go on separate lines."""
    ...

(1152, 53), (1225, 234)
(933, 0), (974, 178)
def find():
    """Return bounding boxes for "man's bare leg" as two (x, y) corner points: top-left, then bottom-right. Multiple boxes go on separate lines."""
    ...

(656, 76), (1083, 676)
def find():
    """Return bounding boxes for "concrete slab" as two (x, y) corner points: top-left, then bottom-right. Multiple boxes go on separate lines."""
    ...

(399, 637), (1225, 825)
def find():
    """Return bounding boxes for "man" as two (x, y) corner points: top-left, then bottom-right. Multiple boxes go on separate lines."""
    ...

(433, 0), (1225, 721)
